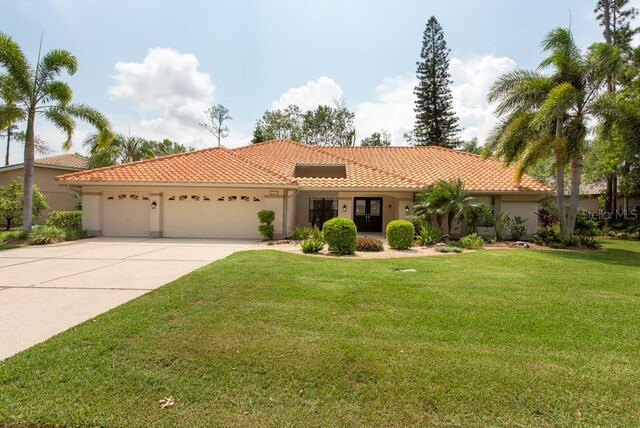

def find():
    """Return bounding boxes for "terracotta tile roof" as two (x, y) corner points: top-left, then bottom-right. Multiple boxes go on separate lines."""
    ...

(56, 147), (295, 186)
(321, 146), (551, 192)
(35, 154), (88, 170)
(233, 139), (424, 189)
(56, 139), (552, 193)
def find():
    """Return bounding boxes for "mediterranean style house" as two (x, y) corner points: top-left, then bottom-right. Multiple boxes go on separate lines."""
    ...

(0, 154), (87, 226)
(55, 139), (551, 239)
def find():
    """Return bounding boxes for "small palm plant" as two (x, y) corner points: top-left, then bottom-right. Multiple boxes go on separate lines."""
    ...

(414, 178), (471, 235)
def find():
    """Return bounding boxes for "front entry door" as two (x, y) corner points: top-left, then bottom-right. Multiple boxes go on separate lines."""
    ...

(353, 197), (383, 232)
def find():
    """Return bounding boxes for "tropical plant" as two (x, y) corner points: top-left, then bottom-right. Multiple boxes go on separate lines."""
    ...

(322, 217), (357, 255)
(465, 203), (493, 234)
(459, 233), (484, 250)
(386, 220), (414, 250)
(491, 213), (510, 242)
(509, 216), (528, 240)
(0, 178), (47, 229)
(291, 226), (323, 241)
(27, 225), (66, 245)
(416, 222), (445, 246)
(413, 178), (471, 234)
(0, 33), (113, 230)
(300, 237), (324, 254)
(486, 27), (621, 236)
(536, 207), (558, 227)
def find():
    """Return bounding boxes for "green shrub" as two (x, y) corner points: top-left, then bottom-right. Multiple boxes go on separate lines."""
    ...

(416, 223), (444, 246)
(0, 229), (28, 243)
(459, 233), (484, 250)
(46, 211), (82, 230)
(257, 210), (276, 224)
(258, 224), (274, 241)
(386, 220), (414, 250)
(434, 245), (462, 253)
(292, 226), (322, 241)
(509, 216), (527, 241)
(64, 228), (88, 241)
(300, 237), (324, 254)
(532, 226), (584, 248)
(27, 225), (66, 245)
(356, 236), (384, 252)
(322, 217), (357, 255)
(257, 210), (275, 240)
(575, 211), (600, 236)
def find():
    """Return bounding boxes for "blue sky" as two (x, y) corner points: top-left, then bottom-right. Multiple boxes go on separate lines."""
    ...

(1, 0), (630, 162)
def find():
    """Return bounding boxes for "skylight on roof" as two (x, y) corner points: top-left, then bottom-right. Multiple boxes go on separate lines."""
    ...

(294, 164), (346, 179)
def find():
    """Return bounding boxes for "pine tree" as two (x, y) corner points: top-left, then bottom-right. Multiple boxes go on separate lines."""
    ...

(413, 16), (460, 148)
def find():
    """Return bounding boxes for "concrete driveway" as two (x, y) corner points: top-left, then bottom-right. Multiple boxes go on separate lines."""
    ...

(0, 237), (255, 360)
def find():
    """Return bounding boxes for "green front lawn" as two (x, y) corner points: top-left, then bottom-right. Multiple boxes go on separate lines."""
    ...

(1, 241), (639, 427)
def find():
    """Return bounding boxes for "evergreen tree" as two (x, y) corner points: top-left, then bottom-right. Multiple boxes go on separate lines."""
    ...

(413, 16), (460, 148)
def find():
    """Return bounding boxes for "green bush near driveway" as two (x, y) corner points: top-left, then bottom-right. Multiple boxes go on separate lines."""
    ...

(386, 219), (414, 249)
(46, 211), (82, 231)
(459, 233), (484, 250)
(322, 217), (357, 255)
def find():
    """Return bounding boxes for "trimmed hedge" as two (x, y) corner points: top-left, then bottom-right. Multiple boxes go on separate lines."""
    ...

(386, 220), (414, 249)
(46, 211), (82, 230)
(322, 217), (357, 255)
(257, 210), (275, 240)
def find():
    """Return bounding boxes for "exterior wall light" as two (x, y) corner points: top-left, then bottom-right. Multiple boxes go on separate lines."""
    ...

(405, 205), (410, 214)
(342, 204), (347, 212)
(151, 201), (157, 209)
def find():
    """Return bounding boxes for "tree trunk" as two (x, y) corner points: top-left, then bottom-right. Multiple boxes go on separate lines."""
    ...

(5, 127), (10, 167)
(605, 176), (613, 226)
(5, 218), (11, 231)
(566, 155), (583, 236)
(554, 117), (567, 235)
(22, 109), (36, 232)
(612, 175), (618, 219)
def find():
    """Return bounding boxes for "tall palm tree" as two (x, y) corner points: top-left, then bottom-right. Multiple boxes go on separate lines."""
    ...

(0, 33), (113, 230)
(487, 28), (620, 235)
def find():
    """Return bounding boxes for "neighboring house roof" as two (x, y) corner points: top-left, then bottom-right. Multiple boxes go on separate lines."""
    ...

(56, 146), (295, 187)
(0, 153), (88, 173)
(56, 139), (552, 193)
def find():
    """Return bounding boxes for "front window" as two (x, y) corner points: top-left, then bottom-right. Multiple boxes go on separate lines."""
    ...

(309, 198), (338, 229)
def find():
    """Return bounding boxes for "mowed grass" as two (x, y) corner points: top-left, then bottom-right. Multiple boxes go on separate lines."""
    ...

(1, 241), (639, 427)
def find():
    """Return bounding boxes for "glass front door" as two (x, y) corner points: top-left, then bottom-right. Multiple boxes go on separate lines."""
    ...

(353, 197), (383, 232)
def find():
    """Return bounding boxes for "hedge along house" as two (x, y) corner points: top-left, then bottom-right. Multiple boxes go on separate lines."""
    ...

(55, 139), (551, 239)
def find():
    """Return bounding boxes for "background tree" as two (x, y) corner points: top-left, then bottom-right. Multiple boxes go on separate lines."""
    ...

(592, 0), (638, 218)
(0, 178), (47, 230)
(252, 102), (356, 146)
(200, 104), (231, 146)
(0, 33), (113, 231)
(0, 124), (18, 166)
(0, 74), (25, 166)
(84, 133), (192, 168)
(412, 16), (460, 148)
(360, 130), (391, 146)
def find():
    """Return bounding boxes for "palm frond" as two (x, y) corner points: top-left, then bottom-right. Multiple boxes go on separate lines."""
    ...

(532, 83), (580, 130)
(0, 33), (33, 98)
(38, 81), (72, 106)
(35, 49), (77, 97)
(63, 103), (113, 150)
(43, 107), (75, 150)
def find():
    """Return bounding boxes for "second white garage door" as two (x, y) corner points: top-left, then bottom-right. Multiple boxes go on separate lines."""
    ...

(162, 191), (265, 239)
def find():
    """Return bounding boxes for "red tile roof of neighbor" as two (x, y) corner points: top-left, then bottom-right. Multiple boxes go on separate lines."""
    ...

(56, 139), (552, 193)
(35, 154), (88, 170)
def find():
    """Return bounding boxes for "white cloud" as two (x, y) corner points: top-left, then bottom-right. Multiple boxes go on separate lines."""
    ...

(109, 48), (216, 148)
(271, 76), (343, 111)
(354, 55), (517, 146)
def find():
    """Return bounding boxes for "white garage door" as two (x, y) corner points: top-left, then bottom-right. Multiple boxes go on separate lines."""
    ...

(103, 193), (151, 237)
(162, 191), (264, 239)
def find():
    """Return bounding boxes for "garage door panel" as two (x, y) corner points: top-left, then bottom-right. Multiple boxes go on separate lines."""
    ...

(103, 193), (151, 237)
(163, 191), (264, 239)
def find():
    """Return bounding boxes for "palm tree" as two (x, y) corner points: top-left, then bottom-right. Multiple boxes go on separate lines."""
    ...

(0, 33), (113, 230)
(414, 178), (471, 234)
(487, 28), (620, 235)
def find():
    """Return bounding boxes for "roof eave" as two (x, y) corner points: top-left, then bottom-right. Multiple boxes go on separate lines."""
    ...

(56, 180), (297, 189)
